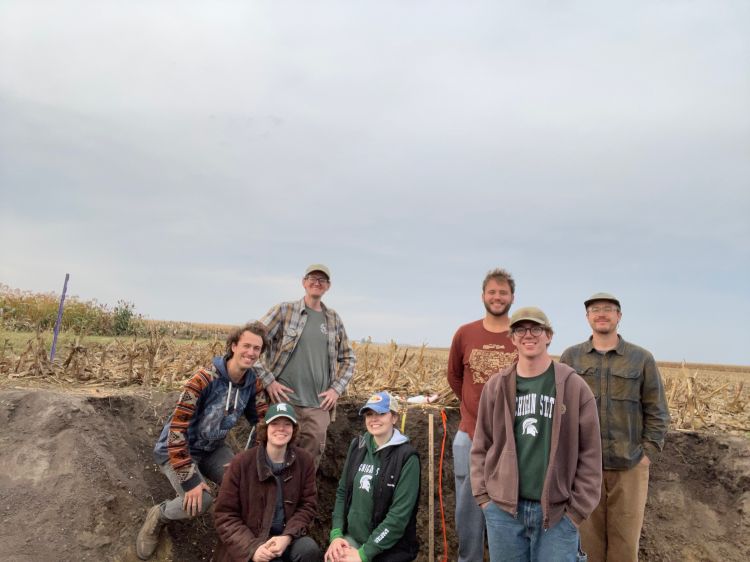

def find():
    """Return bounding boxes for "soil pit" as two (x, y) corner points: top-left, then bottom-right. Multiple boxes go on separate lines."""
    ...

(0, 389), (747, 561)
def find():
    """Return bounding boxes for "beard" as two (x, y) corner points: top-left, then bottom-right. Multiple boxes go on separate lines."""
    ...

(484, 301), (510, 318)
(592, 319), (617, 335)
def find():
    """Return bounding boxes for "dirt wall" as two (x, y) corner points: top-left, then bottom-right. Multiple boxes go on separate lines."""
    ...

(0, 389), (747, 561)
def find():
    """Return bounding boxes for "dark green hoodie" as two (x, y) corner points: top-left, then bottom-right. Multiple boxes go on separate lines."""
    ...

(330, 429), (420, 562)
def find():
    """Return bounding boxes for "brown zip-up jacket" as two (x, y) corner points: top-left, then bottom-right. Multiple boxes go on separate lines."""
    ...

(213, 445), (317, 562)
(470, 361), (602, 528)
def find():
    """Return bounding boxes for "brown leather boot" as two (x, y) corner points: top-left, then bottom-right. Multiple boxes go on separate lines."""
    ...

(135, 504), (167, 560)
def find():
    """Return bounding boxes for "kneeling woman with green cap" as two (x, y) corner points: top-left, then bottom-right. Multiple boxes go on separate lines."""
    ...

(325, 391), (420, 562)
(214, 403), (321, 562)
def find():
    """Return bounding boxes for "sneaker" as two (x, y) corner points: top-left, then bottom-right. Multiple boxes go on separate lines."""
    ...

(135, 504), (166, 560)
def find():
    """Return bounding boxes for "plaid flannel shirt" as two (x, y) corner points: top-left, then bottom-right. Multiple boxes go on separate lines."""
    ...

(560, 335), (670, 470)
(259, 298), (356, 396)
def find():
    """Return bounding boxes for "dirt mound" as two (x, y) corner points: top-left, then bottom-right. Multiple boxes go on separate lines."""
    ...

(0, 389), (747, 561)
(641, 432), (750, 561)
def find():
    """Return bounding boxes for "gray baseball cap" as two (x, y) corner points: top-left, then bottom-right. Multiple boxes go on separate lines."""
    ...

(584, 292), (621, 309)
(509, 306), (552, 329)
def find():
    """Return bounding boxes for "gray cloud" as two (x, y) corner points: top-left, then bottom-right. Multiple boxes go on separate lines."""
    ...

(2, 1), (748, 363)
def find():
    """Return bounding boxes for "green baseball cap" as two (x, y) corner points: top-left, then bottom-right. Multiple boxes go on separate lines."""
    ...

(509, 306), (552, 329)
(304, 264), (331, 279)
(584, 292), (621, 309)
(264, 402), (298, 424)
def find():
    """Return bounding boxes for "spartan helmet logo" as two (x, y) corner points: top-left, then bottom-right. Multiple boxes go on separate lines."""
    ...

(522, 418), (539, 436)
(359, 474), (373, 492)
(277, 404), (288, 412)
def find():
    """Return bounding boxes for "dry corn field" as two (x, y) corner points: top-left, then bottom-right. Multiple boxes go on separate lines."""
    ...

(1, 333), (748, 435)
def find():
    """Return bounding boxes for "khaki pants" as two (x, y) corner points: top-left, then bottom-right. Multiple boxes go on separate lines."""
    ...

(294, 406), (331, 470)
(581, 461), (649, 562)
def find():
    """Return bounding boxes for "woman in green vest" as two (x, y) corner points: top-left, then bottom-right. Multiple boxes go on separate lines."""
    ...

(325, 391), (420, 562)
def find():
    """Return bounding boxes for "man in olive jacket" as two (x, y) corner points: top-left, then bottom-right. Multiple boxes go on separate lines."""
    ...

(560, 293), (670, 562)
(471, 307), (602, 562)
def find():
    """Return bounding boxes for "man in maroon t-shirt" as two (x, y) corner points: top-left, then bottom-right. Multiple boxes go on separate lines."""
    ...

(447, 268), (518, 562)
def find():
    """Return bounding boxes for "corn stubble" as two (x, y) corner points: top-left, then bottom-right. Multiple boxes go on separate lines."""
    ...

(1, 334), (748, 434)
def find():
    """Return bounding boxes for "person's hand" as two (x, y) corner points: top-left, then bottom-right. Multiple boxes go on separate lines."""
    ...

(265, 535), (291, 556)
(267, 380), (295, 403)
(339, 547), (363, 562)
(324, 538), (350, 562)
(640, 454), (651, 467)
(252, 544), (275, 562)
(479, 501), (490, 510)
(182, 482), (211, 517)
(319, 388), (340, 411)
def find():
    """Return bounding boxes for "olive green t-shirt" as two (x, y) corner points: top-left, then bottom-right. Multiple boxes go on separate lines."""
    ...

(278, 307), (330, 407)
(514, 363), (556, 501)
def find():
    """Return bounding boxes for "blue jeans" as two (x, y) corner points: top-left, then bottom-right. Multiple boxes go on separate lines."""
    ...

(453, 430), (486, 562)
(484, 500), (585, 562)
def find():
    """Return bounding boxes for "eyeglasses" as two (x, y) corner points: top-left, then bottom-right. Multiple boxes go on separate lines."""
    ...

(305, 276), (329, 285)
(511, 326), (545, 337)
(588, 305), (619, 313)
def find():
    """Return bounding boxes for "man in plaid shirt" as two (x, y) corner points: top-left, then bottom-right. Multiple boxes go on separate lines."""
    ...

(560, 293), (669, 562)
(260, 264), (356, 468)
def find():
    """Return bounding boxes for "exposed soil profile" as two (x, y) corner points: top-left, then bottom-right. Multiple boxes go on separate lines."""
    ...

(0, 388), (747, 562)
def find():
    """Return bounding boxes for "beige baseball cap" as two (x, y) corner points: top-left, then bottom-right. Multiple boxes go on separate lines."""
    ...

(584, 292), (621, 309)
(509, 306), (552, 329)
(304, 264), (331, 279)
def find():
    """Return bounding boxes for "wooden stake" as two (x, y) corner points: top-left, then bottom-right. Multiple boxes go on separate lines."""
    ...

(428, 412), (434, 562)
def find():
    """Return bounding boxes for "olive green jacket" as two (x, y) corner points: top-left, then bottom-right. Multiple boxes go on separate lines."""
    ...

(560, 336), (670, 470)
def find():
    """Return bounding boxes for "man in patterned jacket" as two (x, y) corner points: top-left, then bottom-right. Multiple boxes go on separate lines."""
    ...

(447, 268), (518, 562)
(260, 264), (356, 469)
(135, 321), (267, 560)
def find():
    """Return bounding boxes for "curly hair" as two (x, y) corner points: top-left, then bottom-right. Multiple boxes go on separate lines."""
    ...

(225, 321), (269, 359)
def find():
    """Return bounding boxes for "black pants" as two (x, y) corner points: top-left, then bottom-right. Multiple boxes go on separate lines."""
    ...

(273, 536), (321, 562)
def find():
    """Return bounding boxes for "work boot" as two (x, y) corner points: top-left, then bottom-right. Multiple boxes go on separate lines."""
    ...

(136, 504), (167, 560)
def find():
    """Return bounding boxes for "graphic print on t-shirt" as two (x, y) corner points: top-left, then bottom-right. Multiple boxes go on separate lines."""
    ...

(355, 462), (378, 492)
(359, 474), (372, 492)
(522, 418), (539, 436)
(516, 391), (556, 430)
(468, 343), (518, 384)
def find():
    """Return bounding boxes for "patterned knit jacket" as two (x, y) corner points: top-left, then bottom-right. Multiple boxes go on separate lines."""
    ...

(153, 356), (258, 491)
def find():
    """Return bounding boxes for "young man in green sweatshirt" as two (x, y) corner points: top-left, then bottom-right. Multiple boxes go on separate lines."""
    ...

(325, 391), (420, 562)
(472, 307), (602, 562)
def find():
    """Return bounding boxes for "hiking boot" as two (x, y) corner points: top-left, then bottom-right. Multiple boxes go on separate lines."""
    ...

(136, 504), (167, 560)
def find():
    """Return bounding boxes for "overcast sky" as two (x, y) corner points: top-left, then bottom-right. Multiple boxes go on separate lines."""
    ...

(1, 1), (748, 364)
